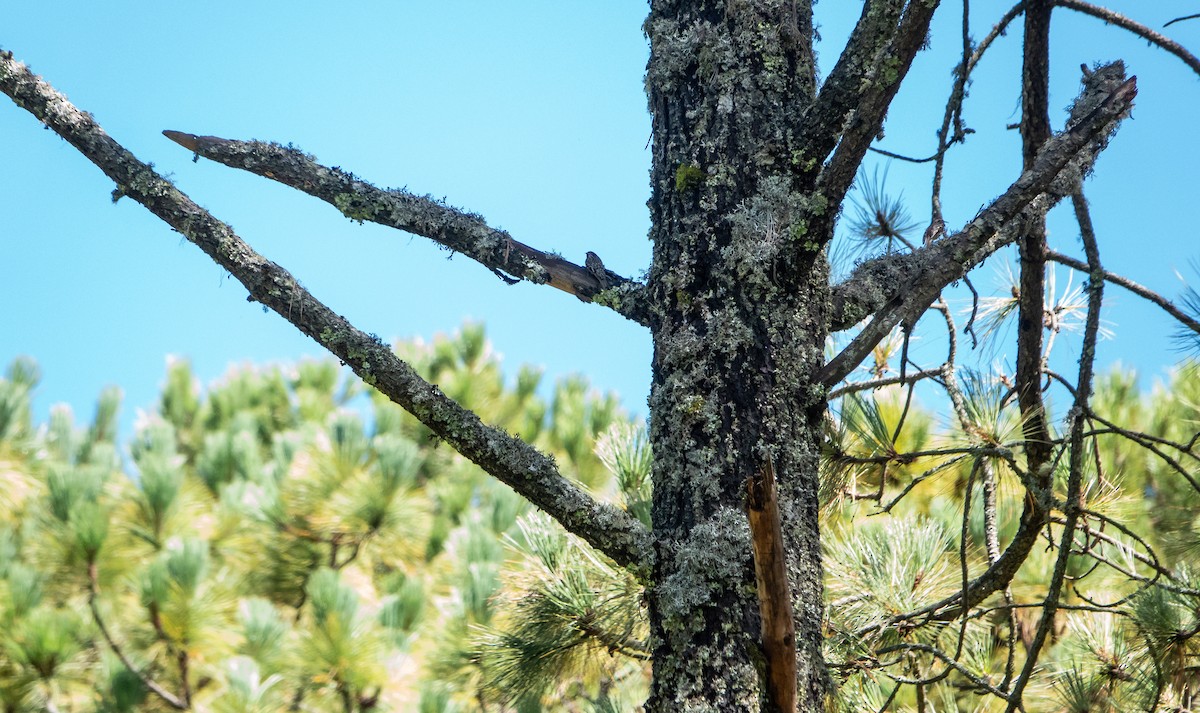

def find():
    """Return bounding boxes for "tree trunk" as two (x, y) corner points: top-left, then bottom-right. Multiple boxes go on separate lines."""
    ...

(644, 2), (829, 709)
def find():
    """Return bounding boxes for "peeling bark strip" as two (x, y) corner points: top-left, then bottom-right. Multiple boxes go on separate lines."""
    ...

(0, 49), (653, 576)
(160, 131), (650, 325)
(746, 458), (797, 713)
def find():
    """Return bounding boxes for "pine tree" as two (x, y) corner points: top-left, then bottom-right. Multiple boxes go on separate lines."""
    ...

(5, 4), (1200, 710)
(8, 348), (1200, 710)
(0, 328), (650, 711)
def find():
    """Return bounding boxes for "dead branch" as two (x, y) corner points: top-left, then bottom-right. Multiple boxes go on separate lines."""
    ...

(161, 130), (650, 325)
(1056, 0), (1200, 78)
(1047, 249), (1200, 338)
(822, 64), (1136, 384)
(0, 49), (653, 576)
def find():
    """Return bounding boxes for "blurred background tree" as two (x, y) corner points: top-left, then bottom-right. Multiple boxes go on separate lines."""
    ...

(0, 324), (646, 712)
(6, 323), (1200, 711)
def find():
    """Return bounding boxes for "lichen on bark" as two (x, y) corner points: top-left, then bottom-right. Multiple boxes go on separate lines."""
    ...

(642, 1), (830, 709)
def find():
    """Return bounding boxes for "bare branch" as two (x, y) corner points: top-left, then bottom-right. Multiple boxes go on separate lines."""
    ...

(822, 64), (1136, 384)
(866, 145), (943, 163)
(932, 2), (1026, 231)
(812, 1), (941, 225)
(827, 367), (944, 400)
(0, 49), (653, 576)
(794, 0), (906, 176)
(1046, 249), (1200, 338)
(1012, 0), (1054, 490)
(1056, 0), (1200, 78)
(1004, 191), (1104, 711)
(160, 130), (650, 326)
(874, 642), (1015, 703)
(1165, 13), (1200, 28)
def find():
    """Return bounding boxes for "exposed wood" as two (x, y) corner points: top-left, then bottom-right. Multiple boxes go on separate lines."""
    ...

(746, 457), (798, 713)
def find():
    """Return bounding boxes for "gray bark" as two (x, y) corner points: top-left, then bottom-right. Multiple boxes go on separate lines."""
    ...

(642, 2), (831, 709)
(639, 2), (1131, 710)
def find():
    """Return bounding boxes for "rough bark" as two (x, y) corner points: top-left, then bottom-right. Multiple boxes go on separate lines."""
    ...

(643, 2), (829, 709)
(638, 3), (1133, 707)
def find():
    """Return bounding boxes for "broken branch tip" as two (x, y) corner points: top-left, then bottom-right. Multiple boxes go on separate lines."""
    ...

(162, 130), (199, 151)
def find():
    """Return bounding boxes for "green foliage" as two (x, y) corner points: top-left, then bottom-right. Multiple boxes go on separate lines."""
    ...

(844, 165), (919, 256)
(471, 513), (649, 707)
(7, 327), (1200, 711)
(596, 423), (653, 527)
(0, 324), (645, 710)
(821, 364), (1200, 712)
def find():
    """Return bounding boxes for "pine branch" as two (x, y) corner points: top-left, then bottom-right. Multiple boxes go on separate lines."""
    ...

(824, 67), (1135, 634)
(0, 48), (653, 577)
(793, 0), (906, 177)
(159, 131), (650, 326)
(822, 63), (1136, 384)
(810, 0), (941, 231)
(87, 563), (189, 711)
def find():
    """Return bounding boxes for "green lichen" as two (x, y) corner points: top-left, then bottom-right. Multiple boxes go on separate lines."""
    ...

(790, 150), (819, 172)
(881, 55), (902, 86)
(333, 192), (374, 222)
(592, 286), (623, 310)
(675, 163), (706, 193)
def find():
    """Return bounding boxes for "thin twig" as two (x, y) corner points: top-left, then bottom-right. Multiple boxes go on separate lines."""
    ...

(1164, 13), (1200, 28)
(932, 2), (1026, 222)
(828, 368), (944, 399)
(875, 642), (1015, 702)
(87, 563), (188, 710)
(1046, 249), (1200, 338)
(1055, 0), (1200, 77)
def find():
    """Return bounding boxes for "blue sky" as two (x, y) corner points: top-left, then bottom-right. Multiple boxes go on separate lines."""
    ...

(2, 2), (1199, 438)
